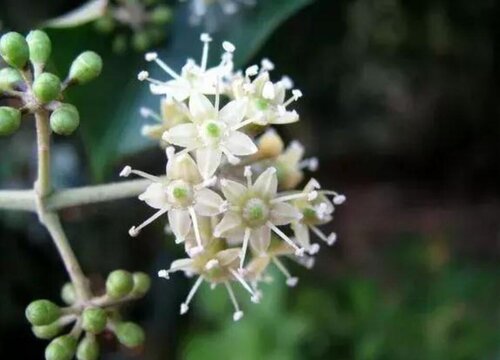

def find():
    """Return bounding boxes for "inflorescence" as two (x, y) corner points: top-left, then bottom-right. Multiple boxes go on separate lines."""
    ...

(123, 33), (346, 321)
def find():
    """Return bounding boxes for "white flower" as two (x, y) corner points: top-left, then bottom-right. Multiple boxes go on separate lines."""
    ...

(120, 149), (225, 255)
(140, 98), (190, 143)
(232, 69), (302, 126)
(180, 0), (256, 27)
(162, 93), (258, 179)
(138, 34), (234, 102)
(273, 140), (318, 190)
(214, 167), (317, 270)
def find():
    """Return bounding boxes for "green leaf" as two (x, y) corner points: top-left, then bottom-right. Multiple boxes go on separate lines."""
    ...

(49, 0), (314, 181)
(45, 0), (108, 28)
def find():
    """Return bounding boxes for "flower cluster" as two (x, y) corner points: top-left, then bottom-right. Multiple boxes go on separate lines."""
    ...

(180, 0), (256, 28)
(123, 34), (346, 321)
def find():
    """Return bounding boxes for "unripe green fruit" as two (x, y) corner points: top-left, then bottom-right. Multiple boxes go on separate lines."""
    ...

(77, 336), (99, 360)
(0, 32), (29, 68)
(106, 270), (134, 299)
(0, 106), (21, 136)
(131, 272), (151, 297)
(25, 299), (61, 326)
(132, 31), (151, 52)
(82, 307), (107, 334)
(32, 322), (63, 340)
(115, 322), (145, 348)
(45, 335), (77, 360)
(26, 30), (52, 64)
(0, 68), (22, 91)
(61, 282), (76, 305)
(33, 73), (61, 103)
(69, 51), (102, 84)
(151, 6), (172, 24)
(50, 104), (80, 136)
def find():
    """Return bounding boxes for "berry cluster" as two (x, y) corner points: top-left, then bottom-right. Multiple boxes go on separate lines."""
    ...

(25, 270), (150, 360)
(0, 30), (102, 137)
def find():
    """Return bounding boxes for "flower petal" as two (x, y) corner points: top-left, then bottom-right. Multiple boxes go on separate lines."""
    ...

(220, 179), (248, 205)
(219, 99), (247, 126)
(245, 256), (270, 280)
(194, 188), (224, 216)
(249, 226), (271, 254)
(224, 131), (258, 156)
(167, 153), (202, 183)
(196, 147), (222, 179)
(270, 202), (301, 225)
(216, 248), (240, 266)
(214, 211), (242, 237)
(138, 183), (169, 209)
(169, 258), (195, 272)
(252, 167), (278, 199)
(292, 222), (310, 248)
(168, 208), (191, 241)
(164, 123), (199, 148)
(189, 93), (215, 120)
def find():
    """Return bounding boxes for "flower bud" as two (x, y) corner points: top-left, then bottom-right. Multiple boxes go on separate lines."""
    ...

(26, 30), (52, 64)
(115, 322), (145, 348)
(93, 16), (115, 33)
(0, 106), (21, 136)
(32, 322), (63, 340)
(33, 73), (61, 103)
(131, 272), (151, 297)
(82, 307), (107, 334)
(132, 31), (151, 52)
(106, 270), (133, 299)
(50, 104), (80, 136)
(68, 51), (102, 84)
(76, 335), (99, 360)
(0, 32), (29, 68)
(25, 299), (60, 326)
(45, 335), (77, 360)
(0, 68), (22, 91)
(60, 282), (76, 305)
(151, 6), (172, 24)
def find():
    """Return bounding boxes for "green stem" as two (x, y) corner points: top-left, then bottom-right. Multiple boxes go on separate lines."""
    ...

(0, 190), (36, 211)
(34, 110), (52, 198)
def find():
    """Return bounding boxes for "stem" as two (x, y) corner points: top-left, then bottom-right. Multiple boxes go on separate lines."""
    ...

(34, 110), (52, 198)
(0, 190), (36, 211)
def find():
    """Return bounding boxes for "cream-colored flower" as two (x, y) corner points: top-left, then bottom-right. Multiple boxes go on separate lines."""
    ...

(162, 93), (258, 179)
(120, 148), (225, 255)
(274, 141), (318, 190)
(214, 166), (317, 270)
(140, 98), (190, 143)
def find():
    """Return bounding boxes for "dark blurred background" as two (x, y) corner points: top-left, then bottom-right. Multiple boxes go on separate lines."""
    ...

(0, 0), (499, 359)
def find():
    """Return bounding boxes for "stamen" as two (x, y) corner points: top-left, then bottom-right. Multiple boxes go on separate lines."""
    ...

(222, 41), (236, 53)
(244, 166), (253, 187)
(188, 207), (204, 256)
(299, 157), (319, 171)
(261, 58), (275, 71)
(266, 222), (304, 256)
(224, 282), (244, 321)
(280, 76), (294, 89)
(158, 269), (169, 279)
(287, 253), (315, 269)
(271, 191), (317, 204)
(148, 55), (181, 80)
(262, 81), (275, 100)
(245, 65), (259, 77)
(231, 117), (255, 131)
(308, 243), (320, 255)
(194, 176), (217, 190)
(119, 166), (132, 177)
(272, 257), (298, 287)
(124, 168), (160, 182)
(129, 207), (169, 237)
(239, 228), (251, 270)
(310, 226), (337, 246)
(180, 276), (204, 315)
(320, 191), (347, 205)
(140, 107), (162, 122)
(165, 146), (176, 160)
(200, 33), (212, 71)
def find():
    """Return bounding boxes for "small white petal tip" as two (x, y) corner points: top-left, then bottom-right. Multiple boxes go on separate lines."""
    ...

(145, 52), (158, 61)
(120, 166), (132, 177)
(158, 269), (170, 279)
(223, 41), (236, 53)
(233, 311), (244, 321)
(286, 277), (299, 287)
(180, 303), (189, 315)
(128, 226), (139, 237)
(138, 71), (149, 81)
(327, 233), (337, 246)
(333, 195), (346, 205)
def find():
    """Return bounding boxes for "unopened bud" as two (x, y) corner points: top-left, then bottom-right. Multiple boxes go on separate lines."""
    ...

(0, 106), (21, 136)
(115, 322), (145, 348)
(25, 299), (61, 326)
(33, 72), (61, 103)
(45, 335), (77, 360)
(76, 335), (99, 360)
(82, 307), (107, 334)
(106, 270), (134, 299)
(69, 51), (103, 84)
(0, 68), (22, 91)
(131, 272), (151, 297)
(32, 322), (63, 340)
(0, 32), (29, 68)
(26, 30), (52, 64)
(50, 103), (80, 136)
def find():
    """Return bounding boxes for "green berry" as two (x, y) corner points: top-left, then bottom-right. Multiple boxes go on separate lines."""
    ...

(68, 51), (102, 84)
(76, 335), (99, 360)
(25, 299), (60, 326)
(50, 104), (80, 136)
(32, 322), (63, 340)
(0, 68), (22, 91)
(0, 32), (29, 68)
(0, 106), (21, 136)
(82, 307), (107, 334)
(115, 322), (145, 348)
(131, 272), (151, 297)
(26, 30), (52, 64)
(151, 6), (172, 24)
(45, 335), (77, 360)
(33, 73), (61, 103)
(60, 282), (76, 305)
(106, 270), (134, 299)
